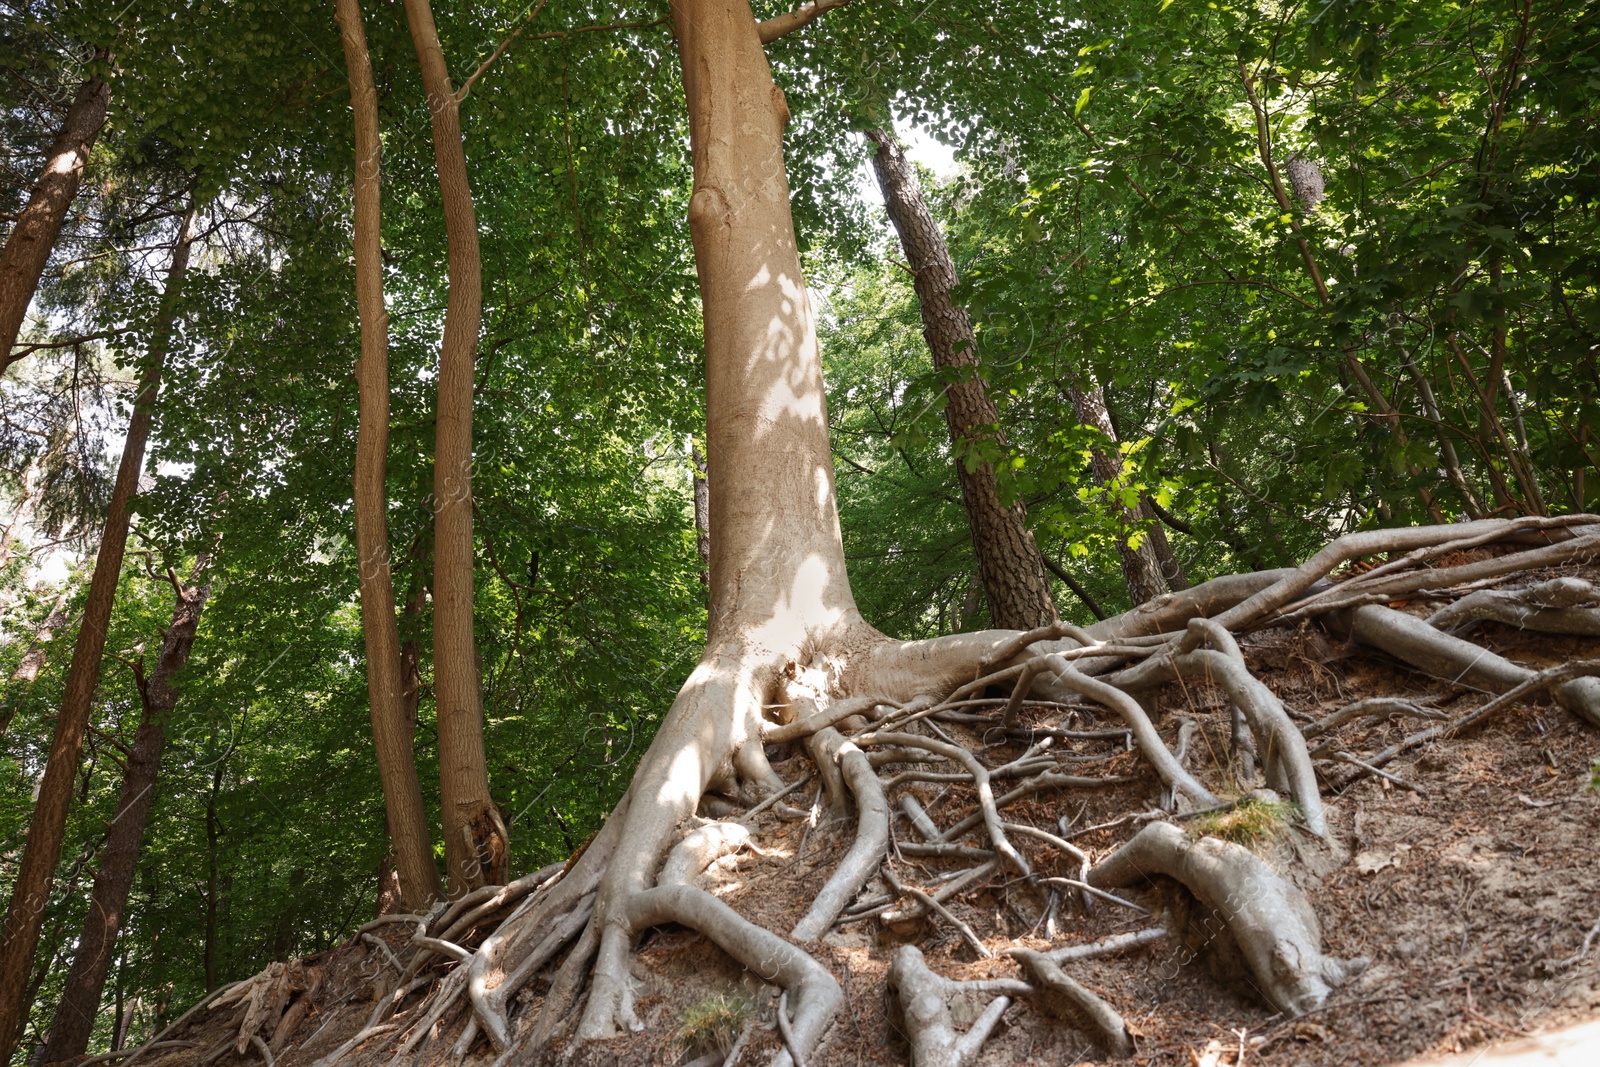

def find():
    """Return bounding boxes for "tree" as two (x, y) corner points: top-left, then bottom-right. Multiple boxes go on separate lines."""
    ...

(0, 202), (195, 1062)
(36, 554), (210, 1065)
(335, 0), (441, 914)
(0, 53), (109, 373)
(403, 0), (506, 894)
(867, 128), (1059, 628)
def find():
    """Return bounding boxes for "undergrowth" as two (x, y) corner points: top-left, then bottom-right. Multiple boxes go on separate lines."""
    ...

(678, 994), (752, 1056)
(1189, 796), (1295, 848)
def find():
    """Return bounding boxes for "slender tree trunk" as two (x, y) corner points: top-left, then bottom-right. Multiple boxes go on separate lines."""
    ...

(1065, 380), (1170, 605)
(0, 585), (75, 738)
(337, 0), (441, 911)
(1140, 502), (1188, 591)
(202, 760), (222, 993)
(37, 561), (211, 1065)
(867, 128), (1057, 630)
(691, 437), (710, 588)
(0, 59), (110, 372)
(402, 0), (505, 894)
(0, 204), (197, 1062)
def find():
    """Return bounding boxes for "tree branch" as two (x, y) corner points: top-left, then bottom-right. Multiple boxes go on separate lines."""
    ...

(756, 0), (850, 44)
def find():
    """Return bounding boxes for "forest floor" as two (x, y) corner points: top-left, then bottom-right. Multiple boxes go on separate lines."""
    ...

(127, 558), (1600, 1067)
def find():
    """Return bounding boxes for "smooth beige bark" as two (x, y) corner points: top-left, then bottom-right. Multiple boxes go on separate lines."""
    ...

(336, 0), (442, 912)
(402, 0), (506, 893)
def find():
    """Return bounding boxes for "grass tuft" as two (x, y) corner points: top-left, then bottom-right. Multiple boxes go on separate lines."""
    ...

(678, 994), (752, 1057)
(1189, 796), (1294, 848)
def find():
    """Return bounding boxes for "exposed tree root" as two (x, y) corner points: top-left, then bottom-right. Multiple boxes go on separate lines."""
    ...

(1011, 948), (1135, 1056)
(886, 945), (1019, 1067)
(1426, 577), (1599, 635)
(128, 518), (1600, 1066)
(1336, 603), (1600, 726)
(1088, 822), (1366, 1016)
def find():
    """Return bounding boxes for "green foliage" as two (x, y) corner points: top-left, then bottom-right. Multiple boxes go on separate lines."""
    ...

(1189, 796), (1295, 849)
(1, 0), (1594, 1058)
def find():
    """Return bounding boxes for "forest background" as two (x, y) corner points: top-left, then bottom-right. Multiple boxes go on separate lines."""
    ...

(0, 0), (1594, 1058)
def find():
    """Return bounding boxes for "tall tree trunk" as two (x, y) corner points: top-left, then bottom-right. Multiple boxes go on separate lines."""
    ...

(0, 60), (111, 372)
(202, 760), (223, 993)
(866, 129), (1058, 630)
(337, 0), (441, 912)
(36, 560), (211, 1066)
(402, 0), (505, 893)
(0, 585), (75, 738)
(0, 204), (197, 1062)
(1140, 502), (1189, 592)
(576, 6), (1037, 1046)
(1065, 380), (1171, 606)
(691, 437), (710, 588)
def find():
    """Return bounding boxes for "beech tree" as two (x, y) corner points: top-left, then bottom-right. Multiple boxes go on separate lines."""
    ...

(335, 0), (441, 914)
(2, 0), (1596, 1061)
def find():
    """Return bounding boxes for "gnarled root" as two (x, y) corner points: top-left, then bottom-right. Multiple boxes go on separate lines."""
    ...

(1010, 949), (1134, 1057)
(1088, 822), (1366, 1016)
(886, 945), (1020, 1067)
(790, 728), (887, 940)
(1178, 621), (1325, 835)
(1041, 657), (1218, 808)
(629, 884), (842, 1067)
(1426, 577), (1599, 636)
(1337, 604), (1600, 727)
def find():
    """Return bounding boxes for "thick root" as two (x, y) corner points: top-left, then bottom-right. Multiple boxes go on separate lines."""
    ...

(1338, 604), (1600, 726)
(790, 728), (887, 941)
(1425, 577), (1600, 636)
(1010, 949), (1134, 1057)
(628, 883), (842, 1067)
(1088, 822), (1366, 1017)
(886, 945), (1019, 1067)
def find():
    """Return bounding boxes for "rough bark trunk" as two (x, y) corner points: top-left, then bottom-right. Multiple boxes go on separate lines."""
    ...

(867, 128), (1058, 630)
(0, 585), (75, 738)
(402, 0), (505, 893)
(0, 204), (197, 1062)
(1065, 379), (1171, 606)
(1140, 500), (1189, 591)
(36, 561), (211, 1065)
(338, 0), (441, 912)
(0, 60), (110, 372)
(202, 761), (222, 993)
(691, 437), (711, 588)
